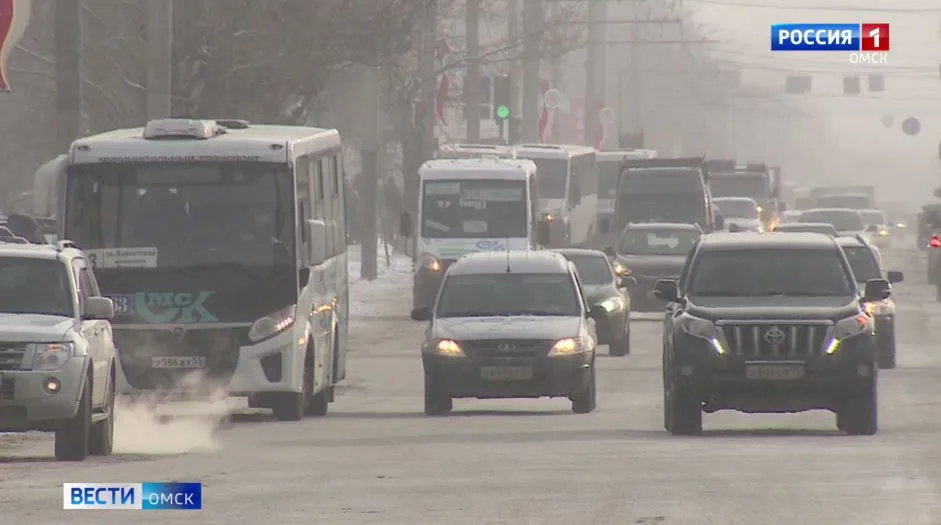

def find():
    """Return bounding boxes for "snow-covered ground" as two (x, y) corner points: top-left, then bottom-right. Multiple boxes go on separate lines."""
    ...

(347, 240), (413, 323)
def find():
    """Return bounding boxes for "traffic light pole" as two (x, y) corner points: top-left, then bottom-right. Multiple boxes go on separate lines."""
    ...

(521, 0), (541, 142)
(465, 0), (481, 141)
(507, 0), (520, 143)
(584, 0), (604, 148)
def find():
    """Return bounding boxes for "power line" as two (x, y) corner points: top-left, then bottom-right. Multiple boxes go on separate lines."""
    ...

(682, 0), (941, 12)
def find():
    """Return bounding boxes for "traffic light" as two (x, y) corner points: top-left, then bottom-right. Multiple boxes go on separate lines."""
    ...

(492, 75), (510, 121)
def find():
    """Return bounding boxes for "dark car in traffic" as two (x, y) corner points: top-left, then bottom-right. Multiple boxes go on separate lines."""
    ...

(554, 248), (634, 356)
(655, 232), (889, 436)
(411, 251), (604, 415)
(606, 222), (701, 312)
(835, 235), (903, 369)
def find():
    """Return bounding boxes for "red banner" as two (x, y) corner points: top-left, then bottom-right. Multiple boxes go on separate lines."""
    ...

(0, 0), (32, 92)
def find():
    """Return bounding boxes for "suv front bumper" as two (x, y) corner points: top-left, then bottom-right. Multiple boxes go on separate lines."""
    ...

(0, 357), (87, 431)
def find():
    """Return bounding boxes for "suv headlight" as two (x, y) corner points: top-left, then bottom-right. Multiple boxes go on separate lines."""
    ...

(248, 305), (296, 343)
(434, 339), (464, 357)
(419, 253), (442, 272)
(548, 337), (585, 356)
(677, 314), (725, 354)
(825, 314), (872, 354)
(864, 298), (895, 316)
(31, 342), (76, 371)
(599, 296), (624, 312)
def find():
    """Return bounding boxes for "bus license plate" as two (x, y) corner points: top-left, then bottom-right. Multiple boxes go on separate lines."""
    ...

(745, 364), (804, 380)
(480, 366), (533, 381)
(151, 357), (207, 369)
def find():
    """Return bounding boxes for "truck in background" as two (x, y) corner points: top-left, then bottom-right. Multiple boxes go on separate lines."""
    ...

(809, 185), (876, 209)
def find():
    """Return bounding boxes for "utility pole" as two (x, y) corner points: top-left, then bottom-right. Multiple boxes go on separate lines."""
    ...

(54, 0), (83, 153)
(625, 0), (641, 141)
(507, 0), (520, 142)
(145, 0), (173, 119)
(361, 66), (382, 280)
(464, 0), (481, 141)
(521, 0), (541, 142)
(583, 0), (604, 147)
(416, 0), (438, 217)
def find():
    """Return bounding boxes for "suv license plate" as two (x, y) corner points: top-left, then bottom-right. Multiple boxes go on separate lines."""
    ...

(151, 357), (207, 369)
(746, 364), (804, 380)
(480, 366), (533, 381)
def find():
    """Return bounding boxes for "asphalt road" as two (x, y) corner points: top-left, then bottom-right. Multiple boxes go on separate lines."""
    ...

(3, 238), (941, 524)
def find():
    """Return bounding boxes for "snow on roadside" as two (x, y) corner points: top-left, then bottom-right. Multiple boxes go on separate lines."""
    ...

(347, 240), (413, 323)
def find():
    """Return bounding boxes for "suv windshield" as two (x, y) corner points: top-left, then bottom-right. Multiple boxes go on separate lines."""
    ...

(841, 246), (881, 282)
(714, 199), (758, 219)
(0, 258), (73, 316)
(799, 210), (864, 232)
(436, 273), (579, 317)
(618, 229), (699, 256)
(564, 254), (613, 286)
(689, 249), (853, 297)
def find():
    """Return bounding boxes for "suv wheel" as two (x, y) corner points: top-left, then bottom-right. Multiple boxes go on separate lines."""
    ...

(878, 327), (896, 370)
(571, 363), (597, 414)
(423, 373), (452, 416)
(838, 379), (878, 435)
(89, 371), (115, 456)
(667, 386), (702, 436)
(609, 323), (631, 357)
(55, 378), (91, 461)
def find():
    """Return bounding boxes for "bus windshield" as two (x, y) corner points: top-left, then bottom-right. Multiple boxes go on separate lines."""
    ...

(421, 179), (527, 239)
(520, 157), (567, 200)
(64, 162), (296, 268)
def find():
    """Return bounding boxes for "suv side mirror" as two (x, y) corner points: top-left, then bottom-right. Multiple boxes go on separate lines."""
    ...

(536, 219), (551, 246)
(83, 297), (114, 320)
(588, 305), (606, 319)
(618, 276), (636, 289)
(863, 278), (891, 302)
(306, 219), (327, 266)
(410, 306), (431, 321)
(887, 270), (904, 283)
(653, 279), (679, 302)
(399, 212), (412, 237)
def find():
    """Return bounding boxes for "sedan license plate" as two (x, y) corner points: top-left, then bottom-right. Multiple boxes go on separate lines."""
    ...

(480, 366), (534, 381)
(151, 356), (207, 369)
(745, 364), (804, 380)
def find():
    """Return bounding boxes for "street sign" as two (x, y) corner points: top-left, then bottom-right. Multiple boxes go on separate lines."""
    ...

(599, 107), (615, 124)
(543, 88), (562, 110)
(0, 0), (33, 92)
(901, 117), (920, 136)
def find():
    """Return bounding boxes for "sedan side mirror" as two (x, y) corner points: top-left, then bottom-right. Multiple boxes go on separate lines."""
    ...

(410, 306), (431, 321)
(653, 279), (679, 302)
(863, 279), (891, 302)
(866, 224), (879, 233)
(588, 305), (607, 319)
(887, 270), (904, 284)
(618, 276), (636, 289)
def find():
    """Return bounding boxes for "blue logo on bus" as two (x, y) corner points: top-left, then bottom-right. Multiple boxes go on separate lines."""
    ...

(475, 240), (506, 251)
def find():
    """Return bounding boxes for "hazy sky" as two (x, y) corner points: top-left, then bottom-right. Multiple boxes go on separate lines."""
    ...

(683, 0), (941, 198)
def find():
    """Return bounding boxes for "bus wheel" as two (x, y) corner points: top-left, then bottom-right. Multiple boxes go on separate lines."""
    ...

(273, 349), (313, 421)
(306, 338), (334, 417)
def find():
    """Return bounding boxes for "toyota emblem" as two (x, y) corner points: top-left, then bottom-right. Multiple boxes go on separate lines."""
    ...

(764, 326), (786, 345)
(497, 343), (515, 351)
(171, 326), (186, 339)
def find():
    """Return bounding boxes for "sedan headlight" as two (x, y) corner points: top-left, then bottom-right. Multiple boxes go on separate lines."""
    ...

(434, 339), (464, 357)
(248, 304), (296, 343)
(825, 314), (872, 354)
(548, 337), (584, 356)
(419, 252), (442, 272)
(677, 314), (725, 354)
(599, 296), (625, 312)
(31, 342), (76, 371)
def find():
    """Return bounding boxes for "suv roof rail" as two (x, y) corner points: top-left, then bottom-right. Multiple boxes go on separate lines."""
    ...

(56, 239), (78, 251)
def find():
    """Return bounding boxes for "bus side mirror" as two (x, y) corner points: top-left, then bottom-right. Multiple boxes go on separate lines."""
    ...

(306, 219), (327, 266)
(399, 212), (412, 237)
(536, 219), (551, 246)
(714, 215), (725, 231)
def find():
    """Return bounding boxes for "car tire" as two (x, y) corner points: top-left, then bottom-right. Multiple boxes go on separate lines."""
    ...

(609, 323), (631, 357)
(877, 328), (896, 370)
(89, 371), (115, 456)
(571, 363), (597, 414)
(55, 378), (92, 461)
(838, 376), (878, 436)
(274, 351), (313, 421)
(423, 373), (452, 416)
(667, 386), (702, 436)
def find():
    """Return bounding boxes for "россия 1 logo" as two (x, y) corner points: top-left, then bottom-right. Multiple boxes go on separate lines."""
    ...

(770, 23), (890, 64)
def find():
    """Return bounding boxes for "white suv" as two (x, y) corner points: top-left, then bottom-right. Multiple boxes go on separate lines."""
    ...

(0, 240), (117, 461)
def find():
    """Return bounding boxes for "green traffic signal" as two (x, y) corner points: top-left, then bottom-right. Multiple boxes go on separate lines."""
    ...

(495, 105), (510, 120)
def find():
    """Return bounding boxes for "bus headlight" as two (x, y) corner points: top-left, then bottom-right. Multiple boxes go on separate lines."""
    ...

(419, 253), (442, 272)
(249, 305), (296, 343)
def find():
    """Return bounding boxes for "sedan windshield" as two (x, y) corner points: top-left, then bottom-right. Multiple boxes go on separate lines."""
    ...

(436, 273), (579, 317)
(0, 258), (73, 317)
(689, 249), (853, 297)
(564, 254), (614, 286)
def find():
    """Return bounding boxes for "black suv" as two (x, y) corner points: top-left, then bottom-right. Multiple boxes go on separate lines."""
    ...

(655, 232), (890, 436)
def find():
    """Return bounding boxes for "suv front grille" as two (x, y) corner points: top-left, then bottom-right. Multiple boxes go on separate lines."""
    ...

(0, 345), (27, 371)
(461, 339), (554, 358)
(718, 322), (831, 358)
